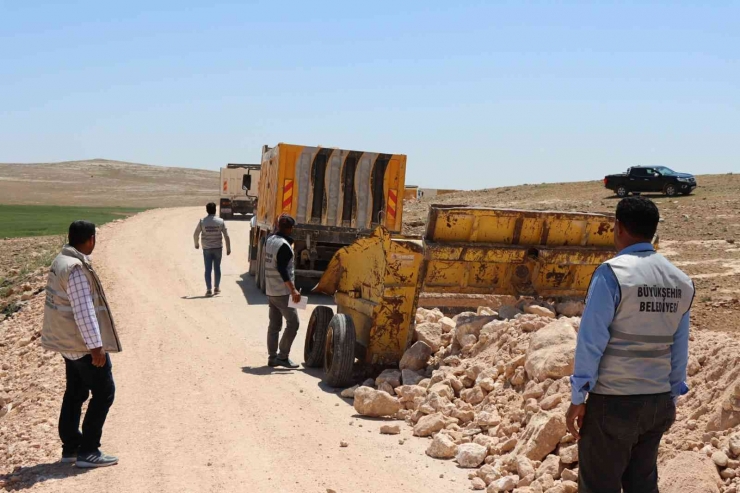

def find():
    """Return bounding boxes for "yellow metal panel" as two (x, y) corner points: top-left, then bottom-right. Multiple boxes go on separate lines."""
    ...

(314, 227), (423, 365)
(431, 213), (475, 242)
(477, 215), (518, 243)
(519, 217), (545, 245)
(423, 206), (617, 298)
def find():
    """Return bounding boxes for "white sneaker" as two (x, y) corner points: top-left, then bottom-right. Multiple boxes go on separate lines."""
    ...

(76, 451), (119, 468)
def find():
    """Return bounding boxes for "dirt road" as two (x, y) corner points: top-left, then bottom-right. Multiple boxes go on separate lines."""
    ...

(30, 208), (464, 493)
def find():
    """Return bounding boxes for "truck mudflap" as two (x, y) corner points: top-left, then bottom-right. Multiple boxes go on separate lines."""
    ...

(423, 206), (617, 298)
(314, 227), (424, 365)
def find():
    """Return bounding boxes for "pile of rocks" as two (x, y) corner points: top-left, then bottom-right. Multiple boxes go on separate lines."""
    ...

(349, 302), (583, 492)
(347, 301), (740, 493)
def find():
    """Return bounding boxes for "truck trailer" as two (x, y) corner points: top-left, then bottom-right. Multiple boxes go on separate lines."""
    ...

(249, 143), (407, 289)
(219, 164), (261, 219)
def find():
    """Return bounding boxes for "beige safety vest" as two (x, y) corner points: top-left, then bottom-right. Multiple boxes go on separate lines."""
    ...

(264, 234), (294, 297)
(42, 246), (122, 353)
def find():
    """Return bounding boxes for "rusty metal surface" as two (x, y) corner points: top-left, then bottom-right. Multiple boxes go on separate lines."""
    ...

(313, 227), (424, 365)
(423, 205), (617, 298)
(313, 206), (621, 368)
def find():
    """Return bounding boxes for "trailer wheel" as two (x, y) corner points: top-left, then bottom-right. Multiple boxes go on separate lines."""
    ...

(304, 306), (334, 368)
(259, 251), (266, 294)
(248, 231), (258, 277)
(256, 236), (266, 293)
(323, 314), (356, 388)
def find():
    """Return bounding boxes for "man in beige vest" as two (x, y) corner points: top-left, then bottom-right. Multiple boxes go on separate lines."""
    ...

(42, 221), (122, 468)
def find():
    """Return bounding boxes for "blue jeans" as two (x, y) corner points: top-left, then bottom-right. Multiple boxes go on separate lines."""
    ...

(203, 248), (223, 290)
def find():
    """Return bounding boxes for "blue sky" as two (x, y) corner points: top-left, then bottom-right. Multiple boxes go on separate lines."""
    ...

(1, 1), (737, 189)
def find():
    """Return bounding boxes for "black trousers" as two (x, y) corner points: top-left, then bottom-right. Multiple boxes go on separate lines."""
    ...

(578, 392), (676, 493)
(59, 354), (116, 455)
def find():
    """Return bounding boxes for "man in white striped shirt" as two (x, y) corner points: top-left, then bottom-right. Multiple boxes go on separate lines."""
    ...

(42, 221), (120, 468)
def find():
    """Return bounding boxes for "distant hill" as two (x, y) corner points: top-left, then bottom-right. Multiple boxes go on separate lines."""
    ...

(0, 159), (219, 207)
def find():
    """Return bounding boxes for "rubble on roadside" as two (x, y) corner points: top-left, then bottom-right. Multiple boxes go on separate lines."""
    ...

(0, 294), (64, 480)
(346, 301), (740, 493)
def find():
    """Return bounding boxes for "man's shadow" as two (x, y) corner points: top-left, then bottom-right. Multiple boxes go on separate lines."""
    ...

(0, 462), (93, 490)
(241, 366), (294, 376)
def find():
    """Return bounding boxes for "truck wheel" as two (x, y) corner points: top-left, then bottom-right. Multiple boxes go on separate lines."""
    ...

(256, 236), (266, 293)
(324, 314), (356, 388)
(616, 185), (629, 198)
(259, 252), (266, 294)
(248, 245), (257, 276)
(304, 306), (334, 368)
(248, 231), (258, 276)
(254, 237), (262, 287)
(664, 184), (677, 197)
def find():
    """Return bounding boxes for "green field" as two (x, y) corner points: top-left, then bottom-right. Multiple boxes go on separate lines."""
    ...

(0, 205), (148, 238)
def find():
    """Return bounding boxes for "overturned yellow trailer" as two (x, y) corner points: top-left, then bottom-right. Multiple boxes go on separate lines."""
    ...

(422, 205), (616, 298)
(307, 205), (618, 387)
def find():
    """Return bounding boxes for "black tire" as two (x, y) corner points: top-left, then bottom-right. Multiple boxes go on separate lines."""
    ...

(254, 236), (262, 287)
(304, 306), (334, 368)
(259, 252), (266, 294)
(664, 183), (678, 197)
(616, 185), (629, 198)
(256, 236), (266, 293)
(324, 314), (356, 388)
(248, 231), (258, 277)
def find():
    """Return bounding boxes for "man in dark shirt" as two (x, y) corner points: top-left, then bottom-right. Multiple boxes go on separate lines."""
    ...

(275, 239), (294, 285)
(263, 215), (301, 368)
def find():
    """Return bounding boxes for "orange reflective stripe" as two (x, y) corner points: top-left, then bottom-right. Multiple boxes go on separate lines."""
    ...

(282, 179), (293, 212)
(386, 188), (397, 222)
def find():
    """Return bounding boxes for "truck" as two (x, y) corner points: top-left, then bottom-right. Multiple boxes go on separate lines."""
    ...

(219, 164), (261, 219)
(604, 166), (697, 198)
(249, 143), (407, 289)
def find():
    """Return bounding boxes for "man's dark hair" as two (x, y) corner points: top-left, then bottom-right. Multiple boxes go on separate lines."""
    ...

(206, 202), (217, 215)
(616, 196), (660, 240)
(278, 214), (296, 232)
(68, 221), (96, 247)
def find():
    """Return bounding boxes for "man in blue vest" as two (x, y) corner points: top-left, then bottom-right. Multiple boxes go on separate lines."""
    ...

(567, 196), (694, 493)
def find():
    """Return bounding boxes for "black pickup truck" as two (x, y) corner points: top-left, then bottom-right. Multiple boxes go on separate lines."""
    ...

(604, 166), (697, 198)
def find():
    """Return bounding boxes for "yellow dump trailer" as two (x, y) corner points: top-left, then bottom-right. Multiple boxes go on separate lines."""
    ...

(308, 205), (617, 387)
(423, 206), (616, 298)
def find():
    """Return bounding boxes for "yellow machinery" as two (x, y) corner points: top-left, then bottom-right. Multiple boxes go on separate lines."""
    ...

(307, 205), (618, 387)
(305, 227), (424, 386)
(423, 206), (616, 298)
